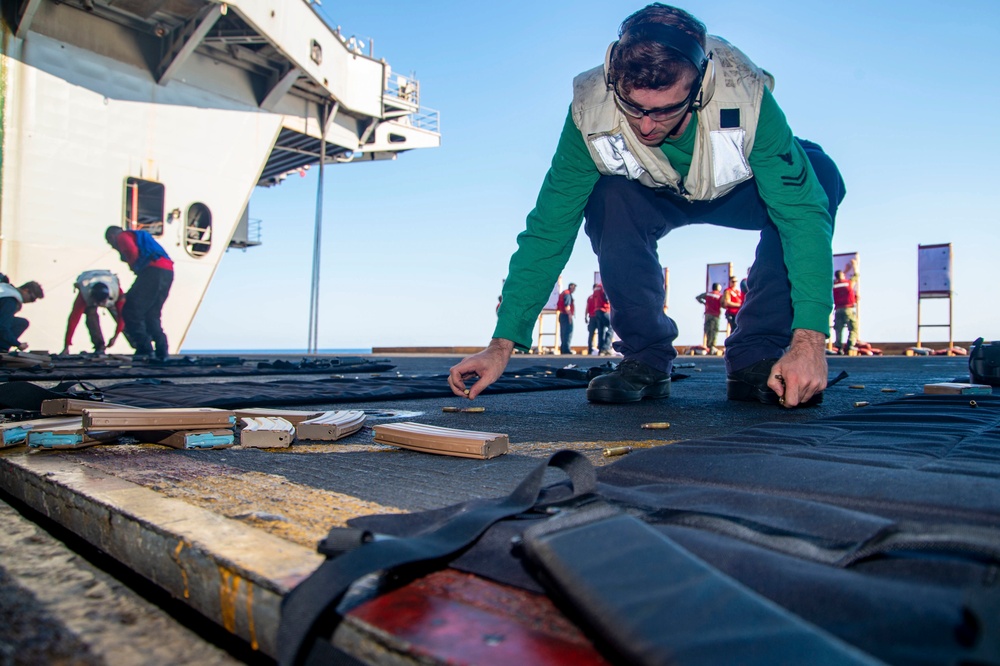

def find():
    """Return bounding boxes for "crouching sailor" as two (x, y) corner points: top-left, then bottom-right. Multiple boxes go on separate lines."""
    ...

(450, 3), (846, 408)
(0, 278), (44, 352)
(105, 226), (174, 360)
(62, 270), (126, 355)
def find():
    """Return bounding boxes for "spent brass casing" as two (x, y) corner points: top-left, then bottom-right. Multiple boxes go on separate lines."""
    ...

(602, 446), (633, 457)
(640, 422), (671, 430)
(854, 401), (869, 408)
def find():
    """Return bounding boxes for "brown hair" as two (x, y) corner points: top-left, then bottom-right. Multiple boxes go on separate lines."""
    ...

(609, 3), (707, 96)
(19, 281), (44, 301)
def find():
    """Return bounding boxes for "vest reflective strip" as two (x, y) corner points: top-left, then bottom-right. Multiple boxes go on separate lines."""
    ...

(709, 128), (751, 188)
(704, 293), (722, 315)
(591, 133), (646, 180)
(834, 282), (855, 308)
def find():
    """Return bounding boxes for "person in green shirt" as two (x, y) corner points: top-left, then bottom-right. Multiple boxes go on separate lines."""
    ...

(449, 3), (844, 408)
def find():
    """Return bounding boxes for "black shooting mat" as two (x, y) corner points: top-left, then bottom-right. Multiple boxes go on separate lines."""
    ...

(0, 355), (396, 381)
(4, 356), (987, 511)
(109, 354), (982, 439)
(344, 389), (1000, 666)
(149, 355), (985, 511)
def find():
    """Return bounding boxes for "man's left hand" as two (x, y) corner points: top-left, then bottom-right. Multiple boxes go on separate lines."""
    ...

(767, 329), (828, 407)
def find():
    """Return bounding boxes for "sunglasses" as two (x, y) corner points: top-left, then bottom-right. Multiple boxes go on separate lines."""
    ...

(613, 83), (695, 122)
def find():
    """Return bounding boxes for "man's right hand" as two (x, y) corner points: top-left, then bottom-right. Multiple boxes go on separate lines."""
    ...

(16, 342), (28, 351)
(448, 338), (515, 399)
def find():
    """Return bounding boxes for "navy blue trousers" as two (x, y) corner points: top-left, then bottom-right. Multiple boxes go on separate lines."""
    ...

(123, 267), (173, 358)
(558, 312), (574, 354)
(583, 140), (845, 375)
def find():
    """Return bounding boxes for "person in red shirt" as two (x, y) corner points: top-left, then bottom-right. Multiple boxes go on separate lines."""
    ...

(61, 271), (126, 355)
(696, 282), (723, 353)
(722, 276), (743, 332)
(105, 226), (174, 360)
(832, 264), (859, 354)
(585, 283), (612, 355)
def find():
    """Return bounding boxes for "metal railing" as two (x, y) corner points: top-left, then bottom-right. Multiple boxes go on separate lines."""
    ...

(406, 107), (440, 133)
(385, 72), (419, 105)
(247, 218), (263, 245)
(384, 72), (440, 133)
(228, 217), (262, 251)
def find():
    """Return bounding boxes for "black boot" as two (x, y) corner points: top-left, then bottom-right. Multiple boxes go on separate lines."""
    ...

(727, 357), (823, 406)
(586, 358), (671, 403)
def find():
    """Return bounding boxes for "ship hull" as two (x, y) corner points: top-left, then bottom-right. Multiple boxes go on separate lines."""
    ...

(1, 0), (439, 354)
(2, 30), (281, 353)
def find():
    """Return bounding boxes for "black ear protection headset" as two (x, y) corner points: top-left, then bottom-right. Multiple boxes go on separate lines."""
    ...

(604, 22), (716, 113)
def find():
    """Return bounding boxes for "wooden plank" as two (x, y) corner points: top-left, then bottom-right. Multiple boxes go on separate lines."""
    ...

(42, 398), (140, 416)
(0, 452), (609, 664)
(0, 350), (51, 367)
(373, 422), (508, 459)
(0, 452), (322, 658)
(83, 408), (235, 430)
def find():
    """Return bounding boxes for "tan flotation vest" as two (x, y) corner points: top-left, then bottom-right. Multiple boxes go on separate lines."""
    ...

(571, 36), (774, 201)
(75, 270), (121, 307)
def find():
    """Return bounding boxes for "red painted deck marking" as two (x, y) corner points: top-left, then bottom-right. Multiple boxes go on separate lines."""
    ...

(348, 570), (609, 665)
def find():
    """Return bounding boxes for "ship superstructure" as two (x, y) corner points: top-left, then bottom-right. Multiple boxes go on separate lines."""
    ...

(0, 0), (440, 353)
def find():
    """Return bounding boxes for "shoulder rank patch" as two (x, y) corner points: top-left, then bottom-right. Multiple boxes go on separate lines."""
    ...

(719, 108), (740, 129)
(780, 167), (807, 187)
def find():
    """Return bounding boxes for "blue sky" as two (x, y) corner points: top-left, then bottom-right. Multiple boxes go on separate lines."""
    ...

(184, 0), (1000, 352)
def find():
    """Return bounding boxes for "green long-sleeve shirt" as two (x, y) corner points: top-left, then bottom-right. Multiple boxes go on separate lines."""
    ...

(493, 87), (834, 351)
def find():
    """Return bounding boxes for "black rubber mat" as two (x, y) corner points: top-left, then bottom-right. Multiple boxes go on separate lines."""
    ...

(0, 356), (395, 381)
(82, 366), (589, 409)
(347, 393), (1000, 666)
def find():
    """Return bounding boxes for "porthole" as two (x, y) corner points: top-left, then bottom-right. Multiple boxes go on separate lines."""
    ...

(185, 202), (212, 257)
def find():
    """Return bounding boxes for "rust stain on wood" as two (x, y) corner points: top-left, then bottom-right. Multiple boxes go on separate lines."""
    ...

(246, 583), (258, 651)
(172, 539), (190, 599)
(218, 567), (241, 634)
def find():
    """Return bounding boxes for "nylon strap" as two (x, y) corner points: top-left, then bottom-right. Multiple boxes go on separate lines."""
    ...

(277, 450), (596, 666)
